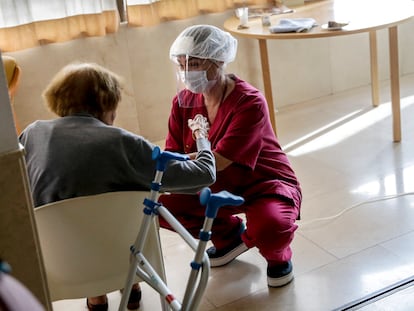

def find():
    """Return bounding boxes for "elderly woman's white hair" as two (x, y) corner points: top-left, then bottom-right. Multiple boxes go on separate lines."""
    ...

(169, 24), (238, 65)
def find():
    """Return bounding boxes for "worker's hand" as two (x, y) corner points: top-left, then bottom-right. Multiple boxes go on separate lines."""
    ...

(188, 114), (209, 140)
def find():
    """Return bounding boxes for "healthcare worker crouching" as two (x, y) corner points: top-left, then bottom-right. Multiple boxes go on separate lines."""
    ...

(159, 24), (302, 287)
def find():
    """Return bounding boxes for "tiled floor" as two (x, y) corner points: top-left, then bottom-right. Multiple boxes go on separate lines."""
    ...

(53, 74), (414, 310)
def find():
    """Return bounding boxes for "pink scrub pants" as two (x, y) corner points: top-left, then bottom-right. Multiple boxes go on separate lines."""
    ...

(158, 192), (301, 264)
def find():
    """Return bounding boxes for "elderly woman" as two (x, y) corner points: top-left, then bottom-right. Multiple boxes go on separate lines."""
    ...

(19, 62), (215, 310)
(159, 25), (302, 288)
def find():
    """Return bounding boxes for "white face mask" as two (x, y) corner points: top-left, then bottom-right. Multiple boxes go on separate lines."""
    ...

(180, 70), (216, 94)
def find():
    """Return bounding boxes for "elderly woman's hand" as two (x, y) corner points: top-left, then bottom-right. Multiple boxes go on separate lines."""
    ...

(188, 114), (209, 140)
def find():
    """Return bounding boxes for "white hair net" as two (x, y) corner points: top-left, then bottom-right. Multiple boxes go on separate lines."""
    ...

(169, 25), (238, 65)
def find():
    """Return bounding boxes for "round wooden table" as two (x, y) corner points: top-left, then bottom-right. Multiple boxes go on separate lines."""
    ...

(224, 0), (414, 141)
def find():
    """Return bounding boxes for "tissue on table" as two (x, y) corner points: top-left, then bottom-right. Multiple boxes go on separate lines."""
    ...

(269, 18), (316, 33)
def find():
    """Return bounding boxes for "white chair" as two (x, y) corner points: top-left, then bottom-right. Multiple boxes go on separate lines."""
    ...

(34, 191), (165, 302)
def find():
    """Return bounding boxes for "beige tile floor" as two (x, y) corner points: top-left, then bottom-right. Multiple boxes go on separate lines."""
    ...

(53, 74), (414, 311)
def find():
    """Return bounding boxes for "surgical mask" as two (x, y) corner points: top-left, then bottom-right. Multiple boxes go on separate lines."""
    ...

(180, 70), (216, 94)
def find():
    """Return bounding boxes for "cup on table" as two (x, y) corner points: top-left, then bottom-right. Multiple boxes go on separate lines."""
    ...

(262, 13), (271, 26)
(235, 7), (249, 26)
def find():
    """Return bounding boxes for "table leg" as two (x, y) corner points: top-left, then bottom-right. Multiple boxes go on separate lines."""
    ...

(369, 31), (380, 107)
(388, 26), (401, 142)
(258, 39), (277, 135)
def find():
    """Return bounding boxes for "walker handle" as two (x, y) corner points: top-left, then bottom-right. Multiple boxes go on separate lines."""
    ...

(199, 188), (245, 219)
(152, 146), (190, 171)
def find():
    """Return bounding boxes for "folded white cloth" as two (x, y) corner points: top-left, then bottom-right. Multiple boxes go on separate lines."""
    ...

(269, 18), (317, 33)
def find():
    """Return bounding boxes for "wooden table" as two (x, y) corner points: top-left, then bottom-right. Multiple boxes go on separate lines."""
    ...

(224, 0), (414, 141)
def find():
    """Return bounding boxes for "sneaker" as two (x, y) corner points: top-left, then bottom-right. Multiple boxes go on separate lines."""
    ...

(267, 260), (294, 287)
(207, 236), (249, 267)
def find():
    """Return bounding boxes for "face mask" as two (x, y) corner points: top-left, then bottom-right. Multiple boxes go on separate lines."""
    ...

(180, 70), (216, 94)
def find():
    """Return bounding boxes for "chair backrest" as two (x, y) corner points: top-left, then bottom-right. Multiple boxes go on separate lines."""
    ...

(34, 191), (164, 301)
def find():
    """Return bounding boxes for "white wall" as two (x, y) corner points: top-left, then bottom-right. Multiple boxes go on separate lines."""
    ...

(2, 12), (414, 143)
(232, 21), (414, 108)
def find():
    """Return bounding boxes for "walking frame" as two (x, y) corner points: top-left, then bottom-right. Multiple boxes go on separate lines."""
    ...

(118, 146), (244, 311)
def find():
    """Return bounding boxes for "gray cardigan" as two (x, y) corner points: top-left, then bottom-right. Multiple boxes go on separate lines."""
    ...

(19, 114), (215, 207)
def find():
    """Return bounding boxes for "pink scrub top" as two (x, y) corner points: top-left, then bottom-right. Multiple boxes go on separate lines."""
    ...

(165, 75), (301, 205)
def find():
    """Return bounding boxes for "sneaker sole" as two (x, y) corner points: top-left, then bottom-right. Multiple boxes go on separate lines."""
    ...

(209, 243), (249, 267)
(267, 271), (294, 287)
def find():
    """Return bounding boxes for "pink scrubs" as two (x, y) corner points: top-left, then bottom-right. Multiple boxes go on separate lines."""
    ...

(160, 75), (302, 264)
